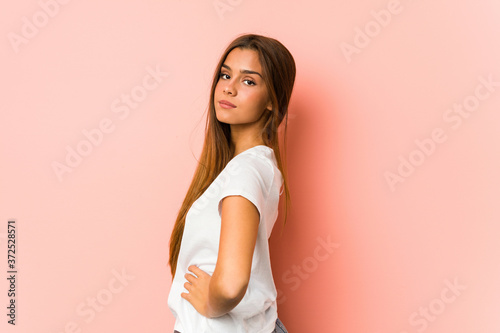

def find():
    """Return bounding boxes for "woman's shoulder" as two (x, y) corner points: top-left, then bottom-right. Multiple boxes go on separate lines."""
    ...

(229, 145), (282, 186)
(234, 145), (276, 167)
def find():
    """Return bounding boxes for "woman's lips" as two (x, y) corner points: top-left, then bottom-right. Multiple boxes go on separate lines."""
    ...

(218, 100), (236, 109)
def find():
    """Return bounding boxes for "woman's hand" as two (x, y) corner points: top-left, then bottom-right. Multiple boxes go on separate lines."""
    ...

(181, 265), (213, 317)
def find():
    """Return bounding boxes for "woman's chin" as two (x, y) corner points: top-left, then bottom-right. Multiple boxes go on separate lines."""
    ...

(215, 111), (234, 124)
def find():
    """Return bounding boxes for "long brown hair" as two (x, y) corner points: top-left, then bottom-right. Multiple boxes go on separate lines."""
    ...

(169, 33), (296, 277)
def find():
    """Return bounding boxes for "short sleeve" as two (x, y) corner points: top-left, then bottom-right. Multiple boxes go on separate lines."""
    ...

(217, 154), (275, 221)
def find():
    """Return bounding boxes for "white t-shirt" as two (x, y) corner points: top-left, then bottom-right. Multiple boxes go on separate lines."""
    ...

(168, 145), (283, 333)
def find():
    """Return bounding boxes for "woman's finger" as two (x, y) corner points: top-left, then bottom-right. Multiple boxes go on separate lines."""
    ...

(185, 273), (196, 284)
(188, 265), (207, 277)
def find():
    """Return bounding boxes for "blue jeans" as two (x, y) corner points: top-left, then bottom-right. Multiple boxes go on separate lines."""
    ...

(173, 317), (287, 333)
(273, 317), (288, 333)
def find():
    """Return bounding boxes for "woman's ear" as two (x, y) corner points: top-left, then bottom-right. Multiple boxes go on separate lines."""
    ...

(266, 100), (272, 111)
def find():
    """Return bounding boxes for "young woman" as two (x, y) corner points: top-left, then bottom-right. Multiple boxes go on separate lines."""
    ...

(167, 33), (296, 333)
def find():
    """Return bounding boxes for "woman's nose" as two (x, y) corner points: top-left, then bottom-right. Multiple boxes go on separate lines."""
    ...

(223, 80), (236, 95)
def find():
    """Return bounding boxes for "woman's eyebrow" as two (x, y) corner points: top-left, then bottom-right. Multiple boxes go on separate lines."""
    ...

(221, 64), (263, 78)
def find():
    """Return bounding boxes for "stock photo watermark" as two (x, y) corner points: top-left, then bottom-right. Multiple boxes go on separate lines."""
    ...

(54, 267), (135, 333)
(277, 234), (340, 304)
(5, 220), (18, 325)
(51, 64), (169, 182)
(382, 277), (467, 333)
(384, 73), (499, 191)
(407, 277), (466, 332)
(7, 0), (72, 54)
(340, 0), (404, 64)
(188, 159), (241, 216)
(213, 0), (244, 21)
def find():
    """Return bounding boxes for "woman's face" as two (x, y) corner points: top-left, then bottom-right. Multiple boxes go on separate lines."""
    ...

(214, 47), (272, 126)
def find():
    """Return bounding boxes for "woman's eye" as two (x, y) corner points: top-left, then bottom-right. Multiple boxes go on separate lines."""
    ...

(219, 73), (255, 86)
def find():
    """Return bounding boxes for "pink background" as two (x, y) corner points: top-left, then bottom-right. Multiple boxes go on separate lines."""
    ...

(2, 1), (500, 332)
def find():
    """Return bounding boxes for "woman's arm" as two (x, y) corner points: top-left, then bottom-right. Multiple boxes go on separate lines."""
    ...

(209, 195), (260, 315)
(181, 195), (259, 317)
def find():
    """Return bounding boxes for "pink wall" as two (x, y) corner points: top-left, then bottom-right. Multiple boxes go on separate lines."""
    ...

(2, 1), (499, 332)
